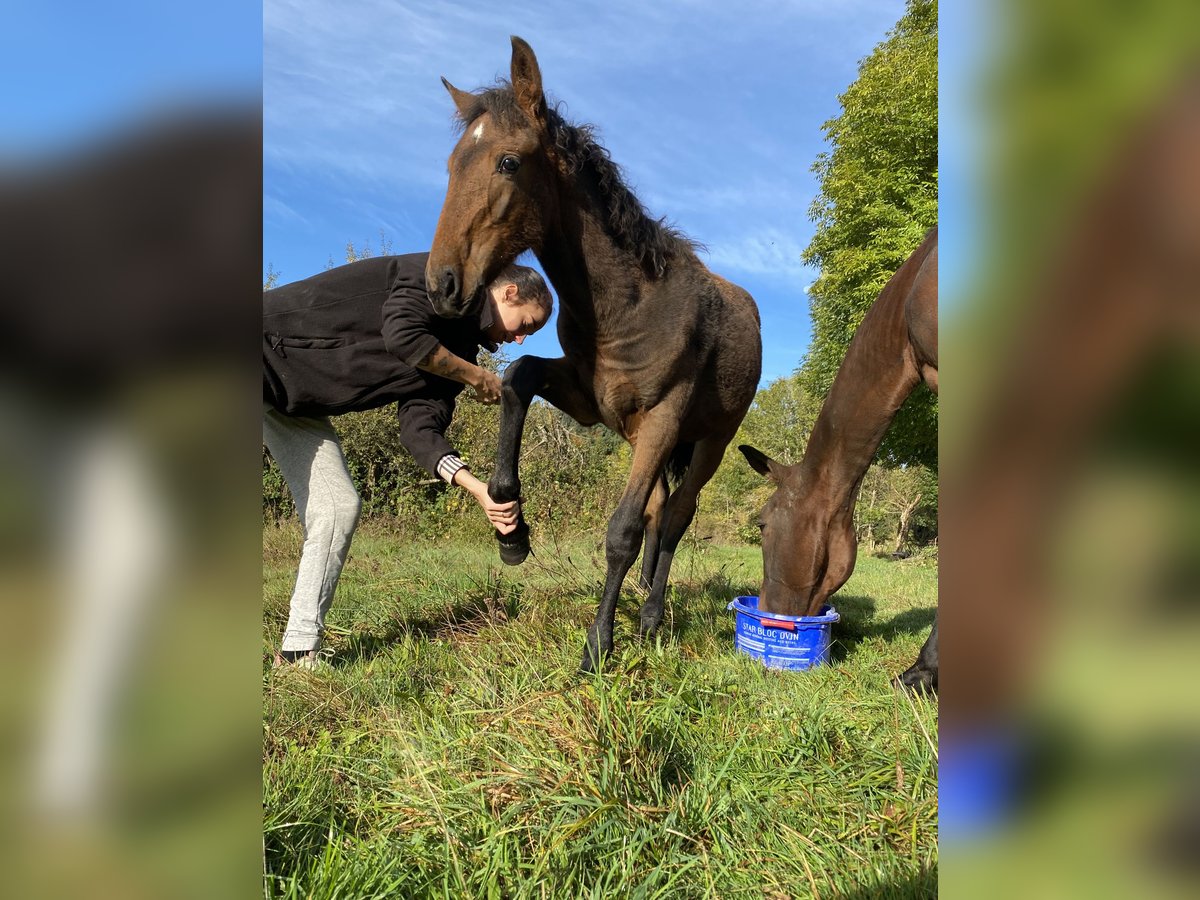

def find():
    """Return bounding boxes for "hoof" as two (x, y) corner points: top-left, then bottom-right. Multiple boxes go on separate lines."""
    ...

(578, 639), (609, 675)
(638, 599), (663, 638)
(496, 520), (530, 566)
(897, 666), (937, 695)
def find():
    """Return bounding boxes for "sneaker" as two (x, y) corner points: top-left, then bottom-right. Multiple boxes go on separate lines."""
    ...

(272, 649), (328, 671)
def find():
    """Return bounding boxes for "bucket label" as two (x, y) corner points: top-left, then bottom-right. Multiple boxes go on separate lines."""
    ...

(742, 621), (799, 642)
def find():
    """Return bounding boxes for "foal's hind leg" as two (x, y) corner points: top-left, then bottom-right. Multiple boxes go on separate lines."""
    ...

(638, 474), (669, 593)
(639, 435), (730, 638)
(490, 356), (598, 565)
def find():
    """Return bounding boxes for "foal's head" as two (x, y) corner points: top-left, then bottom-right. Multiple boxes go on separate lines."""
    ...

(426, 37), (557, 318)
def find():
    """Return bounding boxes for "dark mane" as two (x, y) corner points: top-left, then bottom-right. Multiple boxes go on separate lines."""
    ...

(454, 83), (700, 278)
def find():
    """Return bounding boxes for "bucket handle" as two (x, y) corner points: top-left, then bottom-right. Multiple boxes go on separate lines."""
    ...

(760, 618), (797, 631)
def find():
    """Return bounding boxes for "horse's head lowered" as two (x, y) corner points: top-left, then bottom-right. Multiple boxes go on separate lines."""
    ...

(426, 36), (558, 318)
(739, 445), (824, 617)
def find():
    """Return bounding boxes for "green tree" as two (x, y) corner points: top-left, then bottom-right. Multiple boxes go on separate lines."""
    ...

(856, 462), (938, 553)
(802, 0), (938, 468)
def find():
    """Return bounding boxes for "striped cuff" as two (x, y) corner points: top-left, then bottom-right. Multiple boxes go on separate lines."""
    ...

(436, 454), (468, 484)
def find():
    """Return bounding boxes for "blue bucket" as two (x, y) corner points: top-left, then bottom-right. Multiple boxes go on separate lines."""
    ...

(726, 596), (839, 670)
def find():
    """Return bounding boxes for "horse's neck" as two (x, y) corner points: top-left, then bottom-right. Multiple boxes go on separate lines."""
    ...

(538, 189), (646, 330)
(800, 279), (920, 502)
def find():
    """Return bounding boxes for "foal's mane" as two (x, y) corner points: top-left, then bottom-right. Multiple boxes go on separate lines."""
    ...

(454, 82), (700, 278)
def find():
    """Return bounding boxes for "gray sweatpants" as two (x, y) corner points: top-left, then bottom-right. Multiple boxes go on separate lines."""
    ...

(263, 405), (362, 651)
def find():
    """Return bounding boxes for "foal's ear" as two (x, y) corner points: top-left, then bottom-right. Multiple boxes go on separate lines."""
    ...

(739, 445), (784, 482)
(441, 77), (474, 119)
(510, 36), (548, 128)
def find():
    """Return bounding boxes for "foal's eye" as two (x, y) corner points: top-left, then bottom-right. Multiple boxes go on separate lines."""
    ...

(498, 155), (521, 174)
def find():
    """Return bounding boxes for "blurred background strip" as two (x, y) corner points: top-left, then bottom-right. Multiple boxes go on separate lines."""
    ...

(0, 3), (262, 898)
(941, 0), (1200, 895)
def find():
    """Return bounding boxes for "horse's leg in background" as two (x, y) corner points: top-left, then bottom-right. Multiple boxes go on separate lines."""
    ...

(903, 273), (938, 689)
(637, 474), (669, 592)
(582, 408), (682, 673)
(899, 359), (938, 692)
(900, 616), (938, 692)
(489, 356), (598, 564)
(638, 434), (730, 637)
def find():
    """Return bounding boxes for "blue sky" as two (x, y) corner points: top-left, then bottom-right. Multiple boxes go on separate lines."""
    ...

(265, 0), (910, 385)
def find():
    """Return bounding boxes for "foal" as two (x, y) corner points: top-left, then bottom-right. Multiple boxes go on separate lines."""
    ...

(425, 38), (762, 672)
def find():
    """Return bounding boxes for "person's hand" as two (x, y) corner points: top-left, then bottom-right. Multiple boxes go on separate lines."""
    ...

(453, 468), (521, 533)
(471, 368), (502, 405)
(477, 490), (520, 534)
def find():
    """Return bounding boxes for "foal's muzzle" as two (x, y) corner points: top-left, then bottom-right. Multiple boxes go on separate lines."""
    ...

(426, 266), (468, 318)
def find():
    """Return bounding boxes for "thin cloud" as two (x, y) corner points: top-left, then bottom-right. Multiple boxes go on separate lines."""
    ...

(705, 230), (811, 280)
(264, 194), (311, 227)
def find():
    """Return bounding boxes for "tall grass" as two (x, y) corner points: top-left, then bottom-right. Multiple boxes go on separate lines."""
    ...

(264, 523), (937, 898)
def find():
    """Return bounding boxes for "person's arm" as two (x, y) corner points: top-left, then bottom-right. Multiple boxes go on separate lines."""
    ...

(395, 394), (519, 534)
(415, 344), (502, 404)
(381, 275), (501, 404)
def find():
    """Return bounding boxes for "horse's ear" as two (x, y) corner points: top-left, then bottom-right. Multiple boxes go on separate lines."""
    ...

(739, 445), (784, 482)
(441, 77), (474, 119)
(510, 36), (548, 128)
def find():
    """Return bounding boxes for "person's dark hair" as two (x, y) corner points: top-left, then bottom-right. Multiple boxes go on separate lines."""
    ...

(491, 264), (553, 315)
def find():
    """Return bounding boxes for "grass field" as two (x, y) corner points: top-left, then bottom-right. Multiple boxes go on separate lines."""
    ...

(263, 523), (938, 898)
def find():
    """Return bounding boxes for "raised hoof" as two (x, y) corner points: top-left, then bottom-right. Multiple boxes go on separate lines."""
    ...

(897, 666), (937, 695)
(496, 520), (530, 566)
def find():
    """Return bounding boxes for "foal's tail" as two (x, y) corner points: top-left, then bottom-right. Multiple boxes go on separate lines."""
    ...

(666, 442), (695, 488)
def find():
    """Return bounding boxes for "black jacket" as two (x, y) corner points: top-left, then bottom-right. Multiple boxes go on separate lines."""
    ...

(263, 253), (497, 476)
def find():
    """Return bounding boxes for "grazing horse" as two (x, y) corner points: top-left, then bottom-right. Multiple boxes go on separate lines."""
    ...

(425, 37), (762, 673)
(740, 228), (938, 690)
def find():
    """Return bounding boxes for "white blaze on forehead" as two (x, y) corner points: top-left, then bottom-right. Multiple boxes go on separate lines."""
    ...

(472, 121), (485, 143)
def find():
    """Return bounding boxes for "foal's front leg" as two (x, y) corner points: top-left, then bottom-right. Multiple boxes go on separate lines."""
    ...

(489, 356), (599, 565)
(581, 409), (681, 673)
(488, 356), (544, 564)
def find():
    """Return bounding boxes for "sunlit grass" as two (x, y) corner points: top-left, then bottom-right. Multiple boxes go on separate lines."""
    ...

(264, 522), (937, 898)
